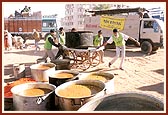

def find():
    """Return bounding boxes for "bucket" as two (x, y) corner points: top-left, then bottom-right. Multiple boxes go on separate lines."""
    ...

(11, 82), (56, 111)
(51, 59), (70, 70)
(78, 92), (164, 111)
(55, 80), (105, 111)
(13, 63), (25, 80)
(78, 72), (114, 94)
(30, 63), (56, 82)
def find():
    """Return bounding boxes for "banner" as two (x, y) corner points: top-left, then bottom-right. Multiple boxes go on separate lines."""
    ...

(100, 16), (125, 31)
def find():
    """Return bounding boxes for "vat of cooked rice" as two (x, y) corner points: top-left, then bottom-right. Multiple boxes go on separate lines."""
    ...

(30, 63), (56, 82)
(11, 82), (56, 111)
(78, 72), (114, 94)
(49, 70), (79, 87)
(78, 92), (164, 111)
(55, 80), (105, 111)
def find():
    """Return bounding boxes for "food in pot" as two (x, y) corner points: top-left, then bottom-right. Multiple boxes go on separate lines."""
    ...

(58, 84), (102, 98)
(4, 77), (36, 98)
(18, 88), (52, 96)
(82, 74), (110, 83)
(36, 65), (51, 70)
(53, 72), (74, 78)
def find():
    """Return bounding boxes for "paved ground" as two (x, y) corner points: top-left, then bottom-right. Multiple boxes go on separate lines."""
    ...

(3, 40), (165, 109)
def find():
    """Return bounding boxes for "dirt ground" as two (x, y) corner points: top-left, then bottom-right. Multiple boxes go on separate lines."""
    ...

(3, 40), (165, 105)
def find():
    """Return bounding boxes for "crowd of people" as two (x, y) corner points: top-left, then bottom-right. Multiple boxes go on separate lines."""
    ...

(4, 27), (140, 70)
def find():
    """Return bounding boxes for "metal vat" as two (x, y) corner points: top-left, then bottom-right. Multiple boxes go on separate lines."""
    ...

(78, 72), (114, 94)
(55, 80), (105, 111)
(49, 70), (79, 87)
(78, 92), (164, 111)
(11, 82), (56, 111)
(30, 63), (56, 82)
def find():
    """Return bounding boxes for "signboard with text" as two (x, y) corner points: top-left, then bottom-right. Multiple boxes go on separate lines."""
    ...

(100, 16), (126, 31)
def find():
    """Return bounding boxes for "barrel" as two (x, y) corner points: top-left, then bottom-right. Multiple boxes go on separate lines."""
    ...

(78, 92), (164, 111)
(65, 31), (93, 48)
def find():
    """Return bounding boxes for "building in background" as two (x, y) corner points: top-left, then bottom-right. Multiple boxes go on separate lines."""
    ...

(61, 3), (129, 32)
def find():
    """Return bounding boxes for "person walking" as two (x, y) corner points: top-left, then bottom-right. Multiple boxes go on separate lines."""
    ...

(4, 30), (9, 50)
(41, 29), (60, 62)
(101, 28), (140, 70)
(32, 29), (40, 53)
(93, 30), (104, 63)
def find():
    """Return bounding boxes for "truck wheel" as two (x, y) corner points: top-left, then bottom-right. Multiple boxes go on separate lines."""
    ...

(141, 41), (152, 54)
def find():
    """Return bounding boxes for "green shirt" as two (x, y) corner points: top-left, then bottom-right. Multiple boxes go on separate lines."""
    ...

(112, 33), (125, 47)
(93, 35), (103, 46)
(44, 34), (53, 50)
(59, 32), (65, 45)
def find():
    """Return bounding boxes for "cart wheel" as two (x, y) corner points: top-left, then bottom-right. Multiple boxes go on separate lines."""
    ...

(67, 51), (76, 68)
(91, 51), (100, 67)
(76, 59), (91, 71)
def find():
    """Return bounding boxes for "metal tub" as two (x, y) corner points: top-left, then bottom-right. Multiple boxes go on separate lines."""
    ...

(30, 63), (56, 82)
(78, 72), (114, 94)
(11, 82), (56, 111)
(55, 80), (105, 111)
(78, 92), (164, 111)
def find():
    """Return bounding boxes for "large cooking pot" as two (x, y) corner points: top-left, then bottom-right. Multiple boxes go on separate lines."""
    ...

(51, 59), (70, 70)
(55, 80), (105, 111)
(30, 63), (56, 82)
(11, 82), (56, 111)
(49, 70), (79, 87)
(78, 92), (164, 111)
(78, 72), (114, 94)
(4, 97), (13, 111)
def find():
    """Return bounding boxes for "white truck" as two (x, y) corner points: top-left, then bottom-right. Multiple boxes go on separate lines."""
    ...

(84, 8), (164, 54)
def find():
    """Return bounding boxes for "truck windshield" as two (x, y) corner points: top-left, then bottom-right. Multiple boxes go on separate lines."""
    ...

(155, 19), (164, 31)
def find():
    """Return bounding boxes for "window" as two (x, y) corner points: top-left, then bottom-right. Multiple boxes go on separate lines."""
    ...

(144, 21), (154, 28)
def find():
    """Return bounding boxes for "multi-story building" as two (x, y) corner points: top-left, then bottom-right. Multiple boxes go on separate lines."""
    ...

(61, 3), (129, 32)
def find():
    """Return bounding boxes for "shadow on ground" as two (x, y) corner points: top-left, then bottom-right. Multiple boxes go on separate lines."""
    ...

(152, 69), (164, 75)
(137, 82), (164, 94)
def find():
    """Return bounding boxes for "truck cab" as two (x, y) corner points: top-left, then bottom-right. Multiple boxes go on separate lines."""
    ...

(140, 18), (163, 53)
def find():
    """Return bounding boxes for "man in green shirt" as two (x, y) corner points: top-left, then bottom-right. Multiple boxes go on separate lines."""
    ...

(100, 28), (140, 70)
(59, 27), (65, 45)
(93, 30), (104, 63)
(42, 29), (59, 62)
